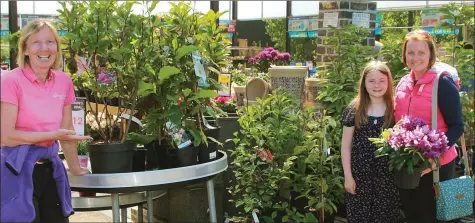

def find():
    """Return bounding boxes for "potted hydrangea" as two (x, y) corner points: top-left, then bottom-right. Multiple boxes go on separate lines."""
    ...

(247, 47), (291, 73)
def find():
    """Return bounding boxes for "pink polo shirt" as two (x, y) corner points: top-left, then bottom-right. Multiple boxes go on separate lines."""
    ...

(1, 64), (76, 146)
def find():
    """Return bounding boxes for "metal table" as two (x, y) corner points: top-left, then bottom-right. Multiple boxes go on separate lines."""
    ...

(68, 151), (228, 223)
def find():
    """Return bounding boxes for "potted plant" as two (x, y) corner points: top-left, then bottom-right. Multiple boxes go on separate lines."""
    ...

(126, 2), (229, 168)
(247, 47), (291, 73)
(231, 67), (250, 107)
(76, 141), (88, 168)
(230, 89), (306, 221)
(58, 1), (162, 173)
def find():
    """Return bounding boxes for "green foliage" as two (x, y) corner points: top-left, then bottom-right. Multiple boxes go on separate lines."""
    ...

(436, 3), (475, 147)
(292, 109), (344, 222)
(444, 47), (475, 147)
(436, 2), (475, 65)
(128, 2), (229, 147)
(316, 25), (374, 119)
(58, 1), (163, 143)
(263, 18), (317, 62)
(380, 10), (421, 41)
(230, 89), (344, 222)
(379, 32), (409, 84)
(263, 19), (286, 52)
(76, 141), (88, 155)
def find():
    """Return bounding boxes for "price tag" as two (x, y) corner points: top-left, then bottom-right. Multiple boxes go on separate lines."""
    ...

(72, 97), (86, 136)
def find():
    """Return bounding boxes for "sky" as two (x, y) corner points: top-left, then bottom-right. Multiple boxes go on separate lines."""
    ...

(0, 1), (472, 20)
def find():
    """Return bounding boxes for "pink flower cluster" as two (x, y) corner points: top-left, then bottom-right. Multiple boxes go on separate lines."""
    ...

(247, 47), (290, 64)
(387, 116), (449, 159)
(97, 71), (117, 84)
(215, 96), (231, 103)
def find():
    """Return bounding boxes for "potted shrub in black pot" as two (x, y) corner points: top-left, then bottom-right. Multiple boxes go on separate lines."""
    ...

(127, 2), (230, 169)
(58, 1), (163, 173)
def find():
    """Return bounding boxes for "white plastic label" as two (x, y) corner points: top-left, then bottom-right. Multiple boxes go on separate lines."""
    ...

(209, 151), (217, 159)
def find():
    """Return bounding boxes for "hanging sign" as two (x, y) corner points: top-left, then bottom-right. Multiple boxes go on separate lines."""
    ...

(323, 12), (338, 28)
(352, 13), (370, 29)
(288, 16), (319, 38)
(375, 12), (383, 35)
(421, 9), (453, 27)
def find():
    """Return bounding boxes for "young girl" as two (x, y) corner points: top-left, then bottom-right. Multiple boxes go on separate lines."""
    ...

(341, 61), (400, 222)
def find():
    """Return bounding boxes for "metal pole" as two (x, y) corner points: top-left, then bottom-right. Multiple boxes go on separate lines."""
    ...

(121, 208), (127, 223)
(146, 191), (154, 223)
(231, 1), (238, 56)
(206, 179), (217, 223)
(138, 204), (144, 223)
(111, 193), (120, 223)
(285, 1), (291, 53)
(8, 1), (19, 69)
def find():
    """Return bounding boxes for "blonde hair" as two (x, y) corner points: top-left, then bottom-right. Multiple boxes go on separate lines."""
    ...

(16, 19), (62, 69)
(352, 61), (395, 129)
(401, 30), (437, 69)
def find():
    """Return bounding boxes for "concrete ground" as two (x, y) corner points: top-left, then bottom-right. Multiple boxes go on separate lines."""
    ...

(69, 192), (133, 223)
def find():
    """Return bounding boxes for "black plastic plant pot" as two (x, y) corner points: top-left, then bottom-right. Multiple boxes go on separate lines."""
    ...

(177, 146), (199, 167)
(87, 142), (136, 174)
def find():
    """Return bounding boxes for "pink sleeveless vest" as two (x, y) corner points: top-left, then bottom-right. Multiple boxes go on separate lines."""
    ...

(394, 63), (459, 165)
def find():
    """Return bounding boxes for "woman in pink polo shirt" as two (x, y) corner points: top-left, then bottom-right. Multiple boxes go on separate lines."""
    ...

(394, 30), (464, 222)
(1, 19), (91, 222)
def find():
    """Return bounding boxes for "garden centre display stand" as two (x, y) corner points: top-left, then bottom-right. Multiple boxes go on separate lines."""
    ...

(69, 151), (228, 223)
(269, 66), (309, 106)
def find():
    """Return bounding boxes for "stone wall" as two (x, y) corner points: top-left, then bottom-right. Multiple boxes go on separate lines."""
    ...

(316, 1), (377, 64)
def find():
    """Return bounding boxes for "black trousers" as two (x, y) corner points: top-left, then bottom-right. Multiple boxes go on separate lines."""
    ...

(399, 160), (458, 223)
(32, 162), (69, 223)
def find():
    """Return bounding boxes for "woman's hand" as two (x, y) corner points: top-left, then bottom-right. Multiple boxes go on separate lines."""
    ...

(55, 129), (92, 141)
(345, 176), (356, 195)
(69, 166), (90, 176)
(421, 158), (439, 176)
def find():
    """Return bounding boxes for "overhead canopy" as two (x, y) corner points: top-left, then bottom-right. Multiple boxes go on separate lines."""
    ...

(1, 1), (474, 20)
(376, 1), (474, 11)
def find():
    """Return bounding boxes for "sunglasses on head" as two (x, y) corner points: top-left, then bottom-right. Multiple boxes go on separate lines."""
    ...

(405, 30), (431, 38)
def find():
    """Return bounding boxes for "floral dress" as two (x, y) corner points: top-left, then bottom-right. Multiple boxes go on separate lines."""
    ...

(342, 107), (401, 223)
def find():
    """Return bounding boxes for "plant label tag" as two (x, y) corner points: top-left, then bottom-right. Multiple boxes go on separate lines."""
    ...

(192, 51), (209, 87)
(165, 121), (192, 149)
(218, 74), (231, 96)
(209, 151), (217, 159)
(72, 97), (86, 136)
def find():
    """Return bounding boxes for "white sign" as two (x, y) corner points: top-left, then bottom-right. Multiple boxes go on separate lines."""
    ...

(72, 97), (86, 136)
(352, 13), (370, 29)
(323, 12), (339, 28)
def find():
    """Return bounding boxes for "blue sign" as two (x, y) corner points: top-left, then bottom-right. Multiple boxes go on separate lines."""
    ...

(0, 30), (67, 37)
(58, 30), (68, 37)
(289, 31), (318, 38)
(375, 28), (382, 35)
(423, 27), (460, 35)
(0, 30), (9, 37)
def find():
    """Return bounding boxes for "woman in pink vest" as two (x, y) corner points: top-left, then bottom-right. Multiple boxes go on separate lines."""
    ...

(1, 19), (91, 222)
(394, 30), (464, 223)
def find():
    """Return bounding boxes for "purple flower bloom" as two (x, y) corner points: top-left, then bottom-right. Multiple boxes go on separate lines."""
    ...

(97, 73), (107, 82)
(281, 52), (291, 60)
(386, 115), (449, 159)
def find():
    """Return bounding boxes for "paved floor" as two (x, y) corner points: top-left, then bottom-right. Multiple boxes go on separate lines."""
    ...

(69, 192), (133, 223)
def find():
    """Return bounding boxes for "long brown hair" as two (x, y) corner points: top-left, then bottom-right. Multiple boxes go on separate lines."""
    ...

(351, 61), (395, 129)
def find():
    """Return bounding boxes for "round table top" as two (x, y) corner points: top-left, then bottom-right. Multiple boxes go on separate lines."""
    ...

(68, 151), (228, 193)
